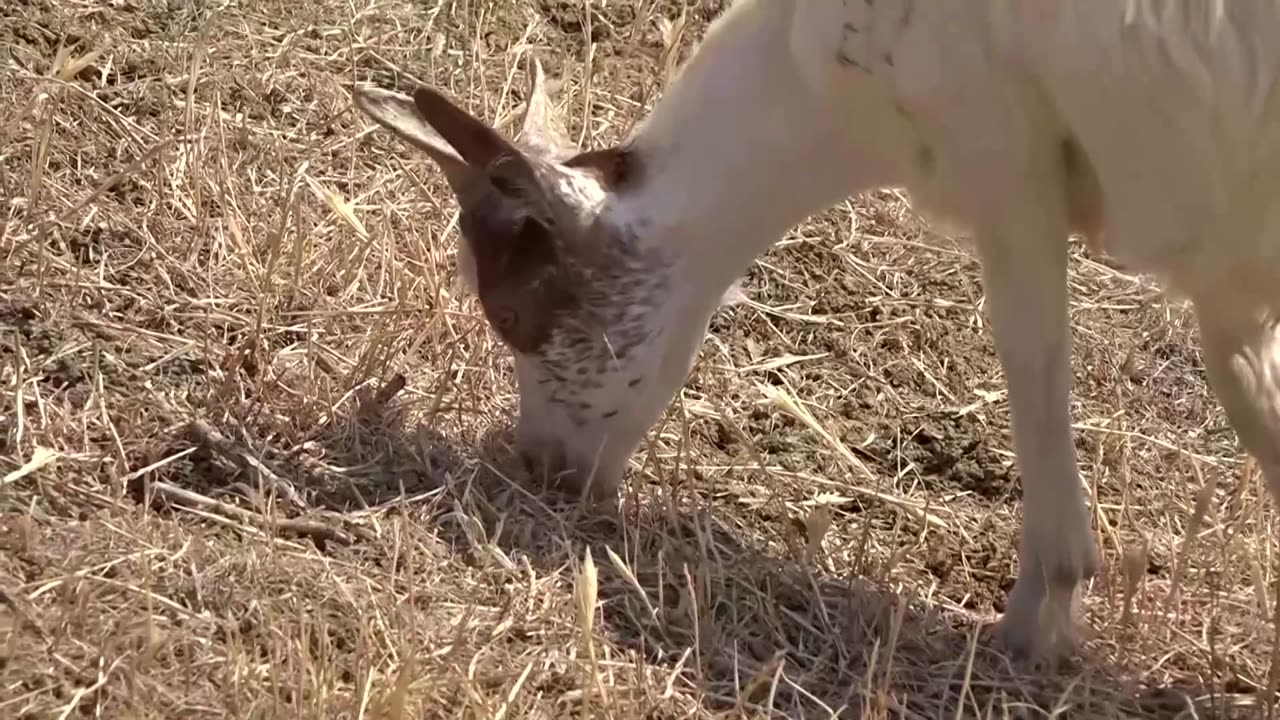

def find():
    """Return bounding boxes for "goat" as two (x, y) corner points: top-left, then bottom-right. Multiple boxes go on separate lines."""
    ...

(352, 0), (1280, 664)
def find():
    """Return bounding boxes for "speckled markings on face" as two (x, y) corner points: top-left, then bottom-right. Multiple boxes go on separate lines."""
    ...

(518, 163), (677, 429)
(526, 252), (674, 427)
(537, 277), (672, 425)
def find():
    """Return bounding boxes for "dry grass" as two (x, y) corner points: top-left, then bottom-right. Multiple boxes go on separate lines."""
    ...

(1, 0), (1278, 717)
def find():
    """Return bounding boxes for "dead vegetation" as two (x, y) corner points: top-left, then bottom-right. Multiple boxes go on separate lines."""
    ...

(1, 0), (1277, 717)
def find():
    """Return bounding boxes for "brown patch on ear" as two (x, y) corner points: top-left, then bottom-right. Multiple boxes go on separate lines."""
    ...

(411, 86), (513, 171)
(564, 146), (638, 190)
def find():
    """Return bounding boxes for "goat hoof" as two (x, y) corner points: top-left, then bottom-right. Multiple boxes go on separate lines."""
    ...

(991, 619), (1078, 672)
(992, 583), (1087, 670)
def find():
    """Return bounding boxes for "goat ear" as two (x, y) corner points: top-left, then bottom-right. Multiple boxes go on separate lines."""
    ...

(516, 56), (572, 156)
(409, 85), (552, 214)
(410, 85), (522, 171)
(352, 85), (474, 189)
(354, 81), (551, 216)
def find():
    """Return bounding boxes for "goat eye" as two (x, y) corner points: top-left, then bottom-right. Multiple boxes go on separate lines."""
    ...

(490, 172), (520, 198)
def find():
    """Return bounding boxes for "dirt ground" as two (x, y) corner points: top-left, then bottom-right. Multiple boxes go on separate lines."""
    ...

(2, 0), (1277, 717)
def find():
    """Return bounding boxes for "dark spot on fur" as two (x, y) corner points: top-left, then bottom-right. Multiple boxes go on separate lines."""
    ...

(1061, 136), (1081, 173)
(601, 410), (618, 419)
(837, 23), (869, 72)
(628, 377), (642, 387)
(915, 144), (935, 176)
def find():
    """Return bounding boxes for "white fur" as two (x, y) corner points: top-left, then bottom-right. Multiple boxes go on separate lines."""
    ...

(531, 0), (1280, 661)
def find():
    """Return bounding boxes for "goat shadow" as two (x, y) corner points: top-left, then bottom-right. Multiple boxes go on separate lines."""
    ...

(208, 380), (1255, 719)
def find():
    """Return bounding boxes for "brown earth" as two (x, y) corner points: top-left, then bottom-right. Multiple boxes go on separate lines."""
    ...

(1, 0), (1276, 717)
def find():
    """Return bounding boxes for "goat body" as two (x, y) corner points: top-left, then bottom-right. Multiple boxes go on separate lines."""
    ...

(353, 0), (1280, 664)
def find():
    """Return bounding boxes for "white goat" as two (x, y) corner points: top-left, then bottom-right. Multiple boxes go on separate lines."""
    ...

(352, 0), (1280, 663)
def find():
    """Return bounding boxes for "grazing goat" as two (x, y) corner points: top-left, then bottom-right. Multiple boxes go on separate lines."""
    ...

(352, 0), (1280, 664)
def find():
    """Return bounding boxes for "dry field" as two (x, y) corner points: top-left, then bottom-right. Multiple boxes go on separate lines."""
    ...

(2, 0), (1278, 717)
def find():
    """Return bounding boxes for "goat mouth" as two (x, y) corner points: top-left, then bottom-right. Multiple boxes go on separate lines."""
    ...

(519, 445), (573, 488)
(518, 446), (618, 502)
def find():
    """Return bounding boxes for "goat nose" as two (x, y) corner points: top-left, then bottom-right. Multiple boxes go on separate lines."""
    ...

(518, 442), (598, 498)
